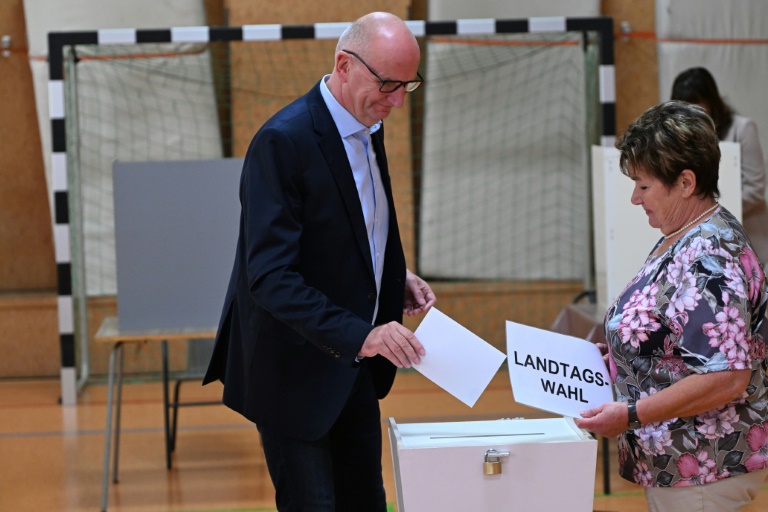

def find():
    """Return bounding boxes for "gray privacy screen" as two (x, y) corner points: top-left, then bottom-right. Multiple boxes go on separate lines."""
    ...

(113, 159), (243, 331)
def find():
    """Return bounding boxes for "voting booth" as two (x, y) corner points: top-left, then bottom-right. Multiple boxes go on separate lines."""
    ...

(389, 417), (597, 512)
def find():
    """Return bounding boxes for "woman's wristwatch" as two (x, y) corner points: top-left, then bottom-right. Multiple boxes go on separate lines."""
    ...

(627, 400), (642, 429)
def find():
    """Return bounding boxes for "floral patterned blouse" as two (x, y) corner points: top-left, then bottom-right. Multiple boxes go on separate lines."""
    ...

(606, 206), (768, 487)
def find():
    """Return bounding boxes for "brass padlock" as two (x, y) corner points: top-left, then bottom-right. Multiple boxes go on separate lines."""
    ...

(483, 449), (510, 475)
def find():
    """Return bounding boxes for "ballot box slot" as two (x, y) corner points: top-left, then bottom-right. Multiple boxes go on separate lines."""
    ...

(430, 432), (544, 439)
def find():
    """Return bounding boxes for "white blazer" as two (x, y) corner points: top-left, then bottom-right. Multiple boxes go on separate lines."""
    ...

(724, 115), (768, 264)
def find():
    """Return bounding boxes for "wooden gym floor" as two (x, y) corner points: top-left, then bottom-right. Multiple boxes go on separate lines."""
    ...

(2, 370), (767, 511)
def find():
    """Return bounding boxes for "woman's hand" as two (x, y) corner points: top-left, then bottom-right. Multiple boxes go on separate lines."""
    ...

(574, 401), (629, 438)
(595, 342), (610, 367)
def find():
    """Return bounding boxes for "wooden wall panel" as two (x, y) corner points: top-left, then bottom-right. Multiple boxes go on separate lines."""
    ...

(0, 0), (55, 291)
(601, 0), (659, 135)
(225, 0), (416, 266)
(0, 1), (58, 378)
(225, 0), (411, 26)
(403, 280), (586, 350)
(0, 294), (58, 377)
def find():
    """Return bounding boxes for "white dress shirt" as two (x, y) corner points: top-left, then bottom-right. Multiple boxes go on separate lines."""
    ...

(319, 77), (389, 322)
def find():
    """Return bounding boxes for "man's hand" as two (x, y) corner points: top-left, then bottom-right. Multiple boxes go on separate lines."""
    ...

(358, 321), (425, 368)
(403, 269), (436, 316)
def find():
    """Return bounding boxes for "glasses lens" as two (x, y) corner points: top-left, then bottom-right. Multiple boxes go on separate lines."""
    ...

(379, 81), (401, 93)
(405, 81), (421, 93)
(380, 81), (421, 93)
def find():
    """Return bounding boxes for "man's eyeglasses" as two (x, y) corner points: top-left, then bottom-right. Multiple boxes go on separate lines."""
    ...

(342, 49), (423, 93)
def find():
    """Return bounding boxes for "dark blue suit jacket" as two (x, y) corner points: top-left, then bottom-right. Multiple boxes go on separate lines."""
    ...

(203, 82), (406, 441)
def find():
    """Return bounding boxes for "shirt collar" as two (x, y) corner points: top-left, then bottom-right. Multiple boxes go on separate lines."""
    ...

(319, 75), (382, 137)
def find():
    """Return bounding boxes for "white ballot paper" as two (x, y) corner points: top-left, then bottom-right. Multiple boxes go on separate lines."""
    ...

(413, 308), (506, 407)
(506, 321), (613, 418)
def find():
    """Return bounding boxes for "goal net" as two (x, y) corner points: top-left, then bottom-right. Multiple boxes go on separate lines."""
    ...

(419, 33), (599, 280)
(59, 23), (604, 377)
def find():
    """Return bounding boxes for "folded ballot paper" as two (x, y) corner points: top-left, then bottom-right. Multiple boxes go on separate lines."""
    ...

(412, 308), (506, 407)
(506, 321), (613, 418)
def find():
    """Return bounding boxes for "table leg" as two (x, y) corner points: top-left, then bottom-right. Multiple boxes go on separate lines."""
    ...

(101, 342), (123, 512)
(112, 342), (125, 483)
(162, 339), (172, 469)
(171, 379), (182, 453)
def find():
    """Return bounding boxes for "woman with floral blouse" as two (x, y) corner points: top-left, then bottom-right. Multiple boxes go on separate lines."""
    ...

(575, 101), (768, 511)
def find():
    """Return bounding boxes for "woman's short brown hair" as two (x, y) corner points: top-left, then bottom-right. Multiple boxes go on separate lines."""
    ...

(615, 100), (720, 199)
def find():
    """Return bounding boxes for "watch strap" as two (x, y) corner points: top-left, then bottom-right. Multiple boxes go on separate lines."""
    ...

(627, 400), (641, 429)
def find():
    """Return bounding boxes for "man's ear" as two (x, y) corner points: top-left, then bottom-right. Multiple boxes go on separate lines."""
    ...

(336, 52), (351, 80)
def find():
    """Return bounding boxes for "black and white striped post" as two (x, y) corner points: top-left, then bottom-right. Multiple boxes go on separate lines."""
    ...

(47, 17), (615, 405)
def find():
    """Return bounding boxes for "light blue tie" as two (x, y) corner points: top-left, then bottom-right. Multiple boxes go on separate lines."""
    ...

(357, 131), (378, 272)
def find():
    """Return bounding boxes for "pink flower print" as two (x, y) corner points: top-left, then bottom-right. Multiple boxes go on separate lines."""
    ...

(674, 451), (719, 486)
(669, 245), (699, 281)
(703, 323), (724, 349)
(623, 303), (650, 324)
(667, 261), (685, 286)
(623, 289), (644, 311)
(709, 245), (730, 260)
(697, 451), (718, 476)
(633, 461), (654, 487)
(750, 336), (766, 363)
(696, 405), (739, 440)
(668, 315), (686, 337)
(618, 436), (629, 468)
(619, 301), (662, 349)
(703, 305), (746, 359)
(656, 336), (686, 377)
(665, 274), (703, 316)
(619, 322), (650, 348)
(719, 306), (746, 336)
(637, 421), (673, 456)
(636, 283), (659, 310)
(689, 236), (713, 257)
(721, 330), (751, 369)
(740, 248), (765, 304)
(674, 453), (700, 486)
(723, 260), (748, 300)
(670, 240), (706, 272)
(744, 423), (768, 472)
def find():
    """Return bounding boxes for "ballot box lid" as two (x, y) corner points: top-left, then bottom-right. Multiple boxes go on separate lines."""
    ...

(389, 417), (589, 449)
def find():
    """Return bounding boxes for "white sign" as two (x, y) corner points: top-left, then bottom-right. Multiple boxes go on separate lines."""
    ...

(506, 321), (613, 418)
(413, 308), (507, 407)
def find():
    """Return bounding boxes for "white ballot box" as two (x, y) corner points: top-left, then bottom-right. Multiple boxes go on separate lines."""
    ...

(389, 417), (597, 512)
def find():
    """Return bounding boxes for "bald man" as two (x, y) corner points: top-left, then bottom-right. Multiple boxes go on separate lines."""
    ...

(203, 12), (435, 511)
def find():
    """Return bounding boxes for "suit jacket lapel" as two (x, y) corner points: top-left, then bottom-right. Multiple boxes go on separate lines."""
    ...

(308, 85), (375, 280)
